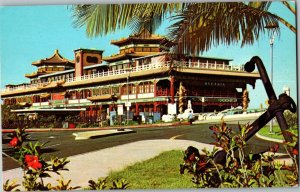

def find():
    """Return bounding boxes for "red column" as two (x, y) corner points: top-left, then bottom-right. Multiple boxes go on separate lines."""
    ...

(99, 105), (102, 115)
(135, 103), (139, 115)
(170, 76), (175, 104)
(154, 102), (157, 112)
(89, 106), (92, 118)
(153, 81), (157, 97)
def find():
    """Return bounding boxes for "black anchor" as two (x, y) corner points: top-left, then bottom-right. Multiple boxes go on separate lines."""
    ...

(214, 56), (297, 163)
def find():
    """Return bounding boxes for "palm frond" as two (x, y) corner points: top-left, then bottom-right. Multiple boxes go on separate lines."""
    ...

(167, 2), (281, 55)
(72, 3), (183, 37)
(282, 1), (296, 15)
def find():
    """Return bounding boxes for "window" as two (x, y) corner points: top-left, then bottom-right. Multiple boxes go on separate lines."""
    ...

(151, 47), (159, 52)
(150, 84), (154, 92)
(102, 87), (110, 95)
(132, 86), (136, 94)
(135, 47), (142, 52)
(86, 56), (98, 63)
(143, 47), (150, 52)
(112, 87), (119, 94)
(93, 88), (100, 96)
(122, 85), (134, 94)
(117, 65), (123, 70)
(144, 58), (151, 64)
(144, 84), (149, 93)
(76, 56), (80, 63)
(139, 84), (144, 93)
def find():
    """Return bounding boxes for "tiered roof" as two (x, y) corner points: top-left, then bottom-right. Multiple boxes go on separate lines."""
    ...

(111, 28), (171, 46)
(32, 49), (75, 66)
(103, 28), (174, 62)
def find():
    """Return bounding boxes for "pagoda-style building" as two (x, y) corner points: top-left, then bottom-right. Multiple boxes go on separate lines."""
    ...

(25, 49), (75, 84)
(1, 29), (260, 126)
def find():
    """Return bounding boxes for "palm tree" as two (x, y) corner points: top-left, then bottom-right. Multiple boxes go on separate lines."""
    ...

(72, 1), (295, 55)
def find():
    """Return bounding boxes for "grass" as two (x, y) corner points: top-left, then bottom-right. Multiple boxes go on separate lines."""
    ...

(258, 125), (298, 140)
(106, 150), (194, 189)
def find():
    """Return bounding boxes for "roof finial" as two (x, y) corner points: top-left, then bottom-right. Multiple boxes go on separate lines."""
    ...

(55, 49), (59, 54)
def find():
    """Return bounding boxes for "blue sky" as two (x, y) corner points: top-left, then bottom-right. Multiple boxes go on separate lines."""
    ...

(0, 2), (297, 108)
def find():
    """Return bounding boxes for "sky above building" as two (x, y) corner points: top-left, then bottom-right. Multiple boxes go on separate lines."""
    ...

(0, 2), (297, 109)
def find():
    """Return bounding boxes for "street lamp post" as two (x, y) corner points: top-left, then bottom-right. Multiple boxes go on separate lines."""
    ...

(265, 24), (278, 134)
(126, 73), (130, 124)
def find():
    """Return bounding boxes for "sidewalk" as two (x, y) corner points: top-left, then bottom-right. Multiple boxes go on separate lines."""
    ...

(3, 139), (214, 189)
(3, 138), (294, 189)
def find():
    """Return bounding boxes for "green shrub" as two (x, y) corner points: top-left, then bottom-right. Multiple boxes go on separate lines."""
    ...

(4, 127), (130, 191)
(180, 122), (299, 188)
(283, 111), (298, 129)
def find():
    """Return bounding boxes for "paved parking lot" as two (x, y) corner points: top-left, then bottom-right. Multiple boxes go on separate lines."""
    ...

(2, 123), (283, 171)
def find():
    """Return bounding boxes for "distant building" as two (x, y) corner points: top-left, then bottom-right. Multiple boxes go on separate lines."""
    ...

(1, 29), (260, 121)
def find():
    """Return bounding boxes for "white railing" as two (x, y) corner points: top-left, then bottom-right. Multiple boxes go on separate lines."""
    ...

(121, 94), (137, 100)
(170, 61), (245, 71)
(2, 61), (247, 93)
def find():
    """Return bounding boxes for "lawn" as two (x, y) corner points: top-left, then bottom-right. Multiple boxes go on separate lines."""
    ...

(106, 150), (194, 189)
(258, 125), (298, 140)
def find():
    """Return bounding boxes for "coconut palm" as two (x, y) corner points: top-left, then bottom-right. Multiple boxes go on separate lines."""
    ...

(72, 1), (295, 55)
(72, 3), (183, 37)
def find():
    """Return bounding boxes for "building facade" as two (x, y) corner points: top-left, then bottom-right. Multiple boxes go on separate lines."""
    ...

(1, 29), (260, 124)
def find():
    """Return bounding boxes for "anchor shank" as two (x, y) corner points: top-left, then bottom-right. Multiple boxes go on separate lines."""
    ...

(275, 111), (293, 142)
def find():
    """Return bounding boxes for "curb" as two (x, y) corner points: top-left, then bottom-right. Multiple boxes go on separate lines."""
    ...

(1, 122), (187, 133)
(255, 132), (284, 143)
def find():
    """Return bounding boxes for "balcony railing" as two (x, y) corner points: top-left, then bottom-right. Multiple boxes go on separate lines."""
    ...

(2, 61), (248, 93)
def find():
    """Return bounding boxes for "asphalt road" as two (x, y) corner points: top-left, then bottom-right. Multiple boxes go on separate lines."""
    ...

(2, 124), (283, 171)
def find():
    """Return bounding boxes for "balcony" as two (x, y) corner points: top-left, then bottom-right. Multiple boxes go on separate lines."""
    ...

(2, 61), (250, 94)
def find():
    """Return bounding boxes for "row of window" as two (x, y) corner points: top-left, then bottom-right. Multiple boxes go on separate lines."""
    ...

(38, 67), (65, 72)
(121, 83), (155, 94)
(119, 47), (160, 54)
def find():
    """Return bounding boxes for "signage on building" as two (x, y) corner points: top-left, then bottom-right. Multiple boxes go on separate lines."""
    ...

(117, 105), (124, 115)
(168, 103), (177, 115)
(204, 98), (237, 102)
(125, 101), (131, 107)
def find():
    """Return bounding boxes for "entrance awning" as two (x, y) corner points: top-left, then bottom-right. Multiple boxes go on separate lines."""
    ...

(87, 94), (119, 102)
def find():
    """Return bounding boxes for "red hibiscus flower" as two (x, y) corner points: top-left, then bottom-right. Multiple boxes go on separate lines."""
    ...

(188, 153), (196, 161)
(197, 161), (207, 173)
(9, 137), (18, 147)
(292, 148), (298, 156)
(24, 155), (42, 170)
(269, 144), (279, 153)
